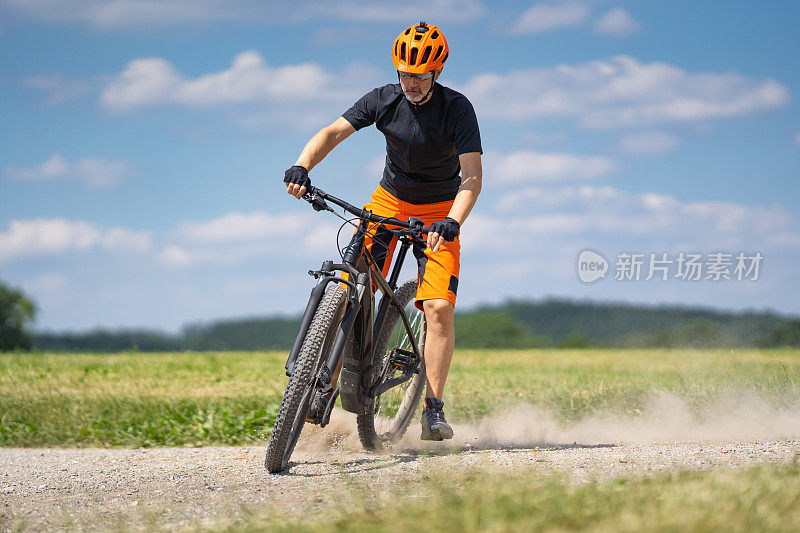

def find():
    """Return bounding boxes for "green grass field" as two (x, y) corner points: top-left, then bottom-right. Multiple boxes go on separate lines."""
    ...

(1, 348), (798, 447)
(3, 348), (800, 532)
(247, 463), (800, 532)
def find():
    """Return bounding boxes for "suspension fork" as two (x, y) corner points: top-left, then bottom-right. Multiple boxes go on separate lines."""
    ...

(285, 261), (336, 376)
(315, 218), (371, 390)
(315, 271), (369, 390)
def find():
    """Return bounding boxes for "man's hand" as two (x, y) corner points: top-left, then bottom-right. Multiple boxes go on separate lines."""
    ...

(284, 165), (311, 198)
(427, 217), (460, 253)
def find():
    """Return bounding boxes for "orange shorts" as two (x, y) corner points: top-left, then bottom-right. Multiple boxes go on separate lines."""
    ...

(362, 185), (460, 310)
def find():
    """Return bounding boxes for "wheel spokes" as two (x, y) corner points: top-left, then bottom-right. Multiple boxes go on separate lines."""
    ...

(374, 308), (424, 438)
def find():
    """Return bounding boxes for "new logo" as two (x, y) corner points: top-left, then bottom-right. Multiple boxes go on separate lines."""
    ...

(577, 250), (608, 283)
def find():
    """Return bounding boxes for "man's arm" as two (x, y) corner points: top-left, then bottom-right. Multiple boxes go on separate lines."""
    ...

(287, 117), (356, 198)
(427, 152), (482, 251)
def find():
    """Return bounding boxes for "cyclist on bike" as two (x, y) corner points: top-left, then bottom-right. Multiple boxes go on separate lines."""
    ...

(283, 21), (482, 441)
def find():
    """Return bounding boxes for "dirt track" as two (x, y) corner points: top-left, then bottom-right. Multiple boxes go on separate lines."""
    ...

(3, 428), (799, 531)
(4, 394), (800, 530)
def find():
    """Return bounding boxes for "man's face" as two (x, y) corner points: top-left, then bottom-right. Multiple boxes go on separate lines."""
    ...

(398, 69), (439, 104)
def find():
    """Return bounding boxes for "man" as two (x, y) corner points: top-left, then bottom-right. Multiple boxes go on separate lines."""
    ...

(283, 21), (482, 441)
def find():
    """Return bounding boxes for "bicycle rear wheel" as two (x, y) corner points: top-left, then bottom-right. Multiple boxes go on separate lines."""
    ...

(265, 283), (347, 473)
(357, 279), (426, 450)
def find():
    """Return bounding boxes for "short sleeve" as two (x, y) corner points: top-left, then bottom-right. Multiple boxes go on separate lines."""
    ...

(342, 89), (379, 131)
(453, 98), (483, 155)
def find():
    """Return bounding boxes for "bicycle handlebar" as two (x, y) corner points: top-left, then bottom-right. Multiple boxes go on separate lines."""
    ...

(302, 186), (432, 237)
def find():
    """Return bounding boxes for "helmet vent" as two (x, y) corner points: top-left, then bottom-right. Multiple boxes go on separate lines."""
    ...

(420, 46), (432, 65)
(392, 22), (447, 73)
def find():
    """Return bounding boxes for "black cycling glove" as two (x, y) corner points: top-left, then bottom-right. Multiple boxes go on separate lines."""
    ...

(429, 217), (460, 242)
(283, 165), (311, 190)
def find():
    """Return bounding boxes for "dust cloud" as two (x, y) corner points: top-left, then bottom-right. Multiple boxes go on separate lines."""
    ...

(297, 391), (800, 454)
(444, 392), (800, 450)
(295, 411), (363, 453)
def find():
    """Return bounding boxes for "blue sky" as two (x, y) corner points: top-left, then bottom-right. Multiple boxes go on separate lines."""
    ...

(1, 0), (799, 332)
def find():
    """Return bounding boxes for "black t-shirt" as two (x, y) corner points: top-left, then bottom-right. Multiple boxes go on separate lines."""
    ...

(342, 83), (482, 204)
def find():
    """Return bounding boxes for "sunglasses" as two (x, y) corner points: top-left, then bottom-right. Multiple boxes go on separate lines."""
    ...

(398, 71), (434, 81)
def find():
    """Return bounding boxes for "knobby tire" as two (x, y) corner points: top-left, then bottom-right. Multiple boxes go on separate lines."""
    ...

(265, 284), (347, 473)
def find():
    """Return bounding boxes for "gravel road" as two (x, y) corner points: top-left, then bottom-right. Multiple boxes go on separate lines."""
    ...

(3, 420), (799, 531)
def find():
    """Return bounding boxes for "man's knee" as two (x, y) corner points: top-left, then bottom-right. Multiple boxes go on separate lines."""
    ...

(422, 299), (454, 328)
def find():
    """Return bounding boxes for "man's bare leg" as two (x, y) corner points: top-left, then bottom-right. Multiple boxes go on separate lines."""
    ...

(422, 298), (455, 399)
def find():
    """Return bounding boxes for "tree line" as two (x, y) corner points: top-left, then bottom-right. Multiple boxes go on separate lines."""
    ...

(2, 279), (799, 352)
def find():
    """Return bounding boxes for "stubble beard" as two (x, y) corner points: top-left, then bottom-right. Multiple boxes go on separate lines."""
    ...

(403, 88), (423, 103)
(403, 83), (432, 104)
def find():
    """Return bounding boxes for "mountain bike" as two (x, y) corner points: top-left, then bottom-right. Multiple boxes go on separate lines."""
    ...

(265, 186), (431, 473)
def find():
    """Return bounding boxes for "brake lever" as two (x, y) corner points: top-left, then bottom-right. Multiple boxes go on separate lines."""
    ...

(404, 217), (429, 242)
(302, 190), (331, 212)
(407, 217), (425, 231)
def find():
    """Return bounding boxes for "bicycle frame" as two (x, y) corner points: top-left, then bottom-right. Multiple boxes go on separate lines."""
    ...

(284, 189), (427, 415)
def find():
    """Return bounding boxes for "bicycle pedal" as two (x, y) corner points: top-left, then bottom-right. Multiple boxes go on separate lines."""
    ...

(389, 348), (419, 371)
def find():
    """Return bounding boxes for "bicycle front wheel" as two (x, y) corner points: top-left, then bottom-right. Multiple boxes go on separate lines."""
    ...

(357, 279), (426, 450)
(265, 283), (347, 473)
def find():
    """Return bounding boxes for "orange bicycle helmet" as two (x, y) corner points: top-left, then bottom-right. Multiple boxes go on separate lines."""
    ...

(392, 21), (449, 74)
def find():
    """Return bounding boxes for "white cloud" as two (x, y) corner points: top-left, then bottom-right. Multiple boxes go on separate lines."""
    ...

(101, 227), (151, 252)
(101, 51), (379, 112)
(0, 209), (366, 268)
(160, 211), (339, 266)
(485, 150), (617, 183)
(5, 198), (799, 329)
(458, 185), (798, 315)
(157, 245), (193, 267)
(0, 219), (151, 263)
(594, 8), (641, 37)
(0, 0), (484, 29)
(460, 55), (790, 128)
(2, 153), (132, 188)
(460, 182), (800, 315)
(22, 74), (103, 104)
(171, 212), (306, 244)
(617, 131), (679, 154)
(313, 0), (485, 23)
(0, 0), (256, 29)
(512, 1), (590, 34)
(488, 184), (798, 249)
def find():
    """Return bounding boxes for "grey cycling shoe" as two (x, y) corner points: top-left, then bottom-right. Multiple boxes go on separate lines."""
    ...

(420, 397), (454, 441)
